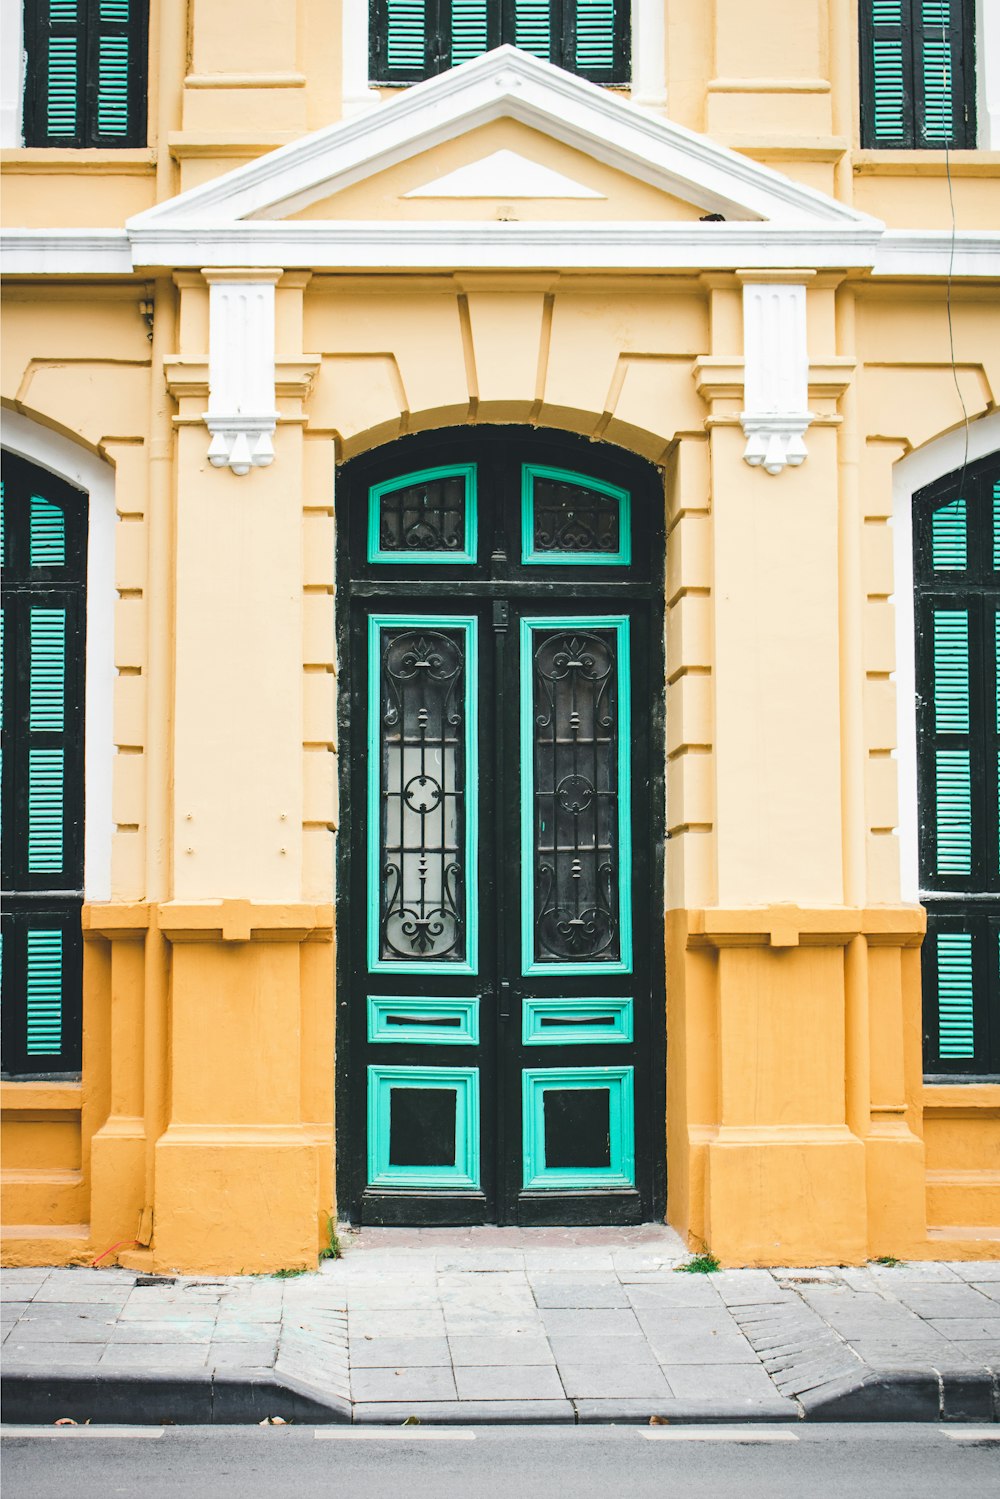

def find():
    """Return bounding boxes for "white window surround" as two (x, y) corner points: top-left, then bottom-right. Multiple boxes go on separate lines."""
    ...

(0, 0), (25, 149)
(342, 2), (668, 113)
(1, 409), (115, 903)
(891, 407), (1000, 902)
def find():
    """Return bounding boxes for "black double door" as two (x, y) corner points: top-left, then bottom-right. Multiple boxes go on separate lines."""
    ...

(337, 428), (665, 1225)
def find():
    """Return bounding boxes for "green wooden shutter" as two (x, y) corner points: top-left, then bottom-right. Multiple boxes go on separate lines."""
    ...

(24, 0), (148, 148)
(860, 0), (975, 149)
(915, 454), (1000, 1075)
(0, 453), (87, 1076)
(373, 2), (629, 84)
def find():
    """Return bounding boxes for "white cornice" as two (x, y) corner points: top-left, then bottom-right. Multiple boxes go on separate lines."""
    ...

(125, 47), (876, 230)
(1, 228), (132, 273)
(2, 225), (998, 278)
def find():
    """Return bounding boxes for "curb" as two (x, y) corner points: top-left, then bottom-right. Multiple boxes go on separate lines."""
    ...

(1, 1367), (350, 1427)
(2, 1367), (997, 1427)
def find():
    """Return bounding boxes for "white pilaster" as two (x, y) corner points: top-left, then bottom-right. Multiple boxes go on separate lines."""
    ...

(0, 0), (24, 148)
(204, 270), (282, 476)
(739, 276), (814, 476)
(342, 0), (381, 115)
(631, 0), (668, 110)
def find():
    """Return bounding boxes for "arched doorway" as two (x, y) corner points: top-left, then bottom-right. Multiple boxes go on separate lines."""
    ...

(336, 426), (666, 1225)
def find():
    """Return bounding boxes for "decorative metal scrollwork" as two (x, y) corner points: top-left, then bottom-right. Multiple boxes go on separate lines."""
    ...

(380, 629), (466, 962)
(378, 474), (467, 553)
(532, 630), (620, 963)
(533, 476), (620, 554)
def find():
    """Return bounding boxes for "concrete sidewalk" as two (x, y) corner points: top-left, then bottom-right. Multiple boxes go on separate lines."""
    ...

(3, 1227), (1000, 1426)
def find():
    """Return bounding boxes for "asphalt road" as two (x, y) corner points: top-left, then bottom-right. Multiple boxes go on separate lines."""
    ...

(2, 1423), (999, 1499)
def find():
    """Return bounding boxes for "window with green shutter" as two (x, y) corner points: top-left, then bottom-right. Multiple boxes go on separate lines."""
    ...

(370, 1), (629, 86)
(913, 453), (1000, 1076)
(859, 1), (976, 149)
(22, 1), (149, 149)
(1, 452), (87, 1077)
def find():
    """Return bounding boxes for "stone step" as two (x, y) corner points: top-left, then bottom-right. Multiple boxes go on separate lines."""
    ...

(0, 1169), (88, 1227)
(0, 1222), (90, 1268)
(926, 1170), (1000, 1229)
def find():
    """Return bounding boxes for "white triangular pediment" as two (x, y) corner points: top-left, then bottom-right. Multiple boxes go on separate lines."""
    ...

(404, 149), (604, 200)
(128, 47), (878, 240)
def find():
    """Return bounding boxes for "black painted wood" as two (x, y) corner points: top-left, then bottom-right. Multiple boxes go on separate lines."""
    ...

(336, 426), (665, 1226)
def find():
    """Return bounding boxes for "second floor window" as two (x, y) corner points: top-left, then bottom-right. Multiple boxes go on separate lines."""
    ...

(23, 0), (149, 148)
(859, 0), (976, 149)
(371, 1), (629, 87)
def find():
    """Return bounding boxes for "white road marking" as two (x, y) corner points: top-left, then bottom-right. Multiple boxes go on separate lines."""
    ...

(315, 1428), (476, 1440)
(642, 1428), (799, 1442)
(1, 1427), (165, 1439)
(943, 1429), (1000, 1441)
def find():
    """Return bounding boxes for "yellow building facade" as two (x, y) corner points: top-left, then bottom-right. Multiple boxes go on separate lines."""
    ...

(1, 2), (999, 1273)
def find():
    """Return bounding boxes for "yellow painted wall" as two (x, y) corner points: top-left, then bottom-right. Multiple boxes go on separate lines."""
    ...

(2, 0), (998, 1271)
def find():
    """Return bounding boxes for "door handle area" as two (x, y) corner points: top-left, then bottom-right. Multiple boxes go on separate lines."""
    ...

(499, 980), (511, 1021)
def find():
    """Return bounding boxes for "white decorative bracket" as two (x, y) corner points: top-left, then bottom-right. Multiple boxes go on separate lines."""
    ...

(739, 277), (814, 476)
(204, 269), (281, 476)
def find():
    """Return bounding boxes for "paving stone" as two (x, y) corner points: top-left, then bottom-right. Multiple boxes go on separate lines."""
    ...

(646, 1331), (764, 1366)
(1, 1302), (29, 1320)
(449, 1334), (554, 1366)
(531, 1283), (630, 1308)
(546, 1333), (657, 1367)
(953, 1339), (1000, 1362)
(557, 1363), (672, 1399)
(538, 1308), (641, 1338)
(350, 1336), (452, 1367)
(889, 1285), (995, 1317)
(871, 1263), (962, 1283)
(948, 1262), (1000, 1282)
(664, 1363), (782, 1400)
(108, 1320), (215, 1344)
(349, 1365), (458, 1403)
(454, 1365), (565, 1400)
(3, 1341), (106, 1366)
(624, 1281), (723, 1309)
(208, 1341), (278, 1368)
(347, 1309), (447, 1338)
(634, 1308), (743, 1341)
(30, 1284), (133, 1305)
(98, 1344), (210, 1369)
(969, 1283), (1000, 1301)
(712, 1271), (791, 1307)
(443, 1312), (545, 1336)
(7, 1316), (118, 1343)
(927, 1317), (1000, 1340)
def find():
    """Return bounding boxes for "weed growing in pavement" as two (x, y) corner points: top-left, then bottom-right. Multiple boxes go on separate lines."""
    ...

(870, 1255), (902, 1268)
(271, 1267), (309, 1278)
(676, 1252), (722, 1274)
(319, 1215), (342, 1262)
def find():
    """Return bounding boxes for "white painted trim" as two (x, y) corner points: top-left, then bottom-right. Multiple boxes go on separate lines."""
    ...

(126, 221), (886, 269)
(1, 410), (117, 903)
(739, 282), (813, 474)
(977, 0), (1000, 150)
(341, 0), (380, 116)
(0, 0), (24, 148)
(2, 224), (998, 278)
(0, 230), (133, 274)
(891, 409), (1000, 902)
(204, 274), (280, 475)
(127, 48), (876, 229)
(631, 0), (668, 111)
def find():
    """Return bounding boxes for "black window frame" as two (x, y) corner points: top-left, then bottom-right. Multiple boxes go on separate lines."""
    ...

(913, 452), (1000, 1078)
(370, 1), (631, 88)
(859, 0), (977, 151)
(22, 0), (150, 150)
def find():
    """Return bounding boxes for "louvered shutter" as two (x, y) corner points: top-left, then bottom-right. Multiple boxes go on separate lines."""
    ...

(915, 456), (1000, 1075)
(0, 454), (86, 1075)
(23, 0), (148, 148)
(860, 0), (976, 149)
(372, 2), (628, 84)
